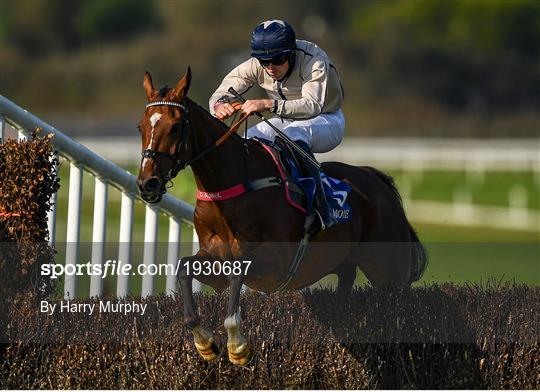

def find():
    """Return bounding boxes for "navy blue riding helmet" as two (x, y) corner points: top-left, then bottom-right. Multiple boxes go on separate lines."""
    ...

(250, 20), (296, 60)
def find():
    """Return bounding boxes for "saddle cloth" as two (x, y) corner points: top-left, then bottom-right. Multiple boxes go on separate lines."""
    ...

(254, 137), (352, 224)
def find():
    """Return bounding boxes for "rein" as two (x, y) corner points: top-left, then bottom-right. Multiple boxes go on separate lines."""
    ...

(182, 108), (250, 171)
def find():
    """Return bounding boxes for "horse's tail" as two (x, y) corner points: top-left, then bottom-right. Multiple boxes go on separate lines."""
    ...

(367, 167), (428, 283)
(407, 224), (428, 283)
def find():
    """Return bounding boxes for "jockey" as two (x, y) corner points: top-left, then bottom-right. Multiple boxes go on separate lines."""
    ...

(209, 19), (345, 230)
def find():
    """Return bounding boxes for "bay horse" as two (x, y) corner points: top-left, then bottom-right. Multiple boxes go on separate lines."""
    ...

(136, 69), (427, 365)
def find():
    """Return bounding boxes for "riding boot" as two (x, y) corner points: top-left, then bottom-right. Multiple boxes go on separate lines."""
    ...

(295, 141), (337, 231)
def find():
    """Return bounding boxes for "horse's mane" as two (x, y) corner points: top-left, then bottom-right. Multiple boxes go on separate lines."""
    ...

(159, 86), (171, 97)
(184, 96), (245, 142)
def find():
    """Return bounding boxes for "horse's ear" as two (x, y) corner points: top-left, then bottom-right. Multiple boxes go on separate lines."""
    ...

(143, 71), (155, 101)
(171, 67), (191, 101)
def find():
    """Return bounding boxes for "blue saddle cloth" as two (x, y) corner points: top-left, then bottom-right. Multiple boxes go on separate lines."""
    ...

(254, 137), (353, 224)
(284, 156), (353, 224)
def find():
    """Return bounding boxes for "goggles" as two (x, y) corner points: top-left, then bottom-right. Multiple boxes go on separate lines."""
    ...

(258, 52), (289, 67)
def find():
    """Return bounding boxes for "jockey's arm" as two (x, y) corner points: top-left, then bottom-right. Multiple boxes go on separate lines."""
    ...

(209, 58), (259, 118)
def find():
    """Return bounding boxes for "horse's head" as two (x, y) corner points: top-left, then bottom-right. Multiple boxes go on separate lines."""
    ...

(136, 69), (192, 203)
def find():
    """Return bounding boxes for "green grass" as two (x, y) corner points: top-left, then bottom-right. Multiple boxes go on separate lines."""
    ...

(390, 169), (539, 210)
(414, 222), (539, 243)
(412, 223), (538, 285)
(315, 223), (540, 289)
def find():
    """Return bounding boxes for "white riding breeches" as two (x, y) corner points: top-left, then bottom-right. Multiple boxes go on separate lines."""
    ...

(246, 110), (345, 153)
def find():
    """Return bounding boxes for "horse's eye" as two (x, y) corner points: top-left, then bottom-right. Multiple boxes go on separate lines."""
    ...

(171, 123), (182, 133)
(137, 125), (141, 133)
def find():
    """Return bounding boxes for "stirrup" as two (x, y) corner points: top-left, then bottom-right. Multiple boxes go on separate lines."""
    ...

(315, 210), (327, 231)
(306, 209), (332, 237)
(315, 209), (336, 231)
(313, 186), (337, 231)
(305, 211), (320, 237)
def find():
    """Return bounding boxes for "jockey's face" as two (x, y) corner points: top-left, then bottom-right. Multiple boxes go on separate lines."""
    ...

(262, 60), (289, 81)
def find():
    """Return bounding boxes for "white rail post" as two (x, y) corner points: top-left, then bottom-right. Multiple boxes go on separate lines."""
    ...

(192, 227), (202, 292)
(141, 205), (158, 297)
(47, 155), (58, 246)
(508, 184), (528, 228)
(166, 217), (181, 296)
(17, 127), (27, 141)
(116, 192), (134, 297)
(89, 177), (108, 297)
(65, 162), (83, 299)
(0, 116), (5, 142)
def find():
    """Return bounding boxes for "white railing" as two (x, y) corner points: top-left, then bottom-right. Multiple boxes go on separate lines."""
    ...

(319, 137), (540, 172)
(0, 95), (200, 299)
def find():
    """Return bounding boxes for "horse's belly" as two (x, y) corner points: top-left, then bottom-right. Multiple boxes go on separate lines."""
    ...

(243, 240), (355, 292)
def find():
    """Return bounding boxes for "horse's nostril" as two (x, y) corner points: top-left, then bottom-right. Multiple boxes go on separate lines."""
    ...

(144, 177), (161, 192)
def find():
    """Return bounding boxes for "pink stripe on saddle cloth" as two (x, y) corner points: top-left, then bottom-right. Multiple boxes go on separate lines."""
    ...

(257, 142), (308, 214)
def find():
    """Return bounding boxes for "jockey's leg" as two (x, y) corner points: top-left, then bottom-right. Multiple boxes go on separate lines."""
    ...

(295, 140), (337, 230)
(245, 110), (345, 153)
(283, 110), (345, 153)
(284, 111), (345, 230)
(245, 117), (290, 142)
(245, 111), (345, 230)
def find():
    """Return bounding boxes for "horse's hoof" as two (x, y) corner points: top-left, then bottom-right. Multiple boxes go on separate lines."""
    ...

(227, 342), (253, 366)
(193, 327), (221, 361)
(195, 339), (221, 361)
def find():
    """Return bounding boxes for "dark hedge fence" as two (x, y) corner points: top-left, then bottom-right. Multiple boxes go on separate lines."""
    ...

(0, 132), (58, 297)
(0, 133), (58, 351)
(1, 285), (539, 389)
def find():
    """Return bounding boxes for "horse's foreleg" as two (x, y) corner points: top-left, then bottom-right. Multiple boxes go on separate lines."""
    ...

(177, 253), (220, 361)
(224, 274), (252, 365)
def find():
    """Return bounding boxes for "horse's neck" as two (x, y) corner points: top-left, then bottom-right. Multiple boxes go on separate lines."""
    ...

(186, 99), (249, 191)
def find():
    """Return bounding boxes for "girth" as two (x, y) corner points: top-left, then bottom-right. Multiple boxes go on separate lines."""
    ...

(196, 176), (304, 201)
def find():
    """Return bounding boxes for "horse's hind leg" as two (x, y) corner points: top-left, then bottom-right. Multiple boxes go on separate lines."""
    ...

(224, 274), (252, 365)
(355, 242), (412, 288)
(178, 253), (220, 361)
(332, 262), (357, 295)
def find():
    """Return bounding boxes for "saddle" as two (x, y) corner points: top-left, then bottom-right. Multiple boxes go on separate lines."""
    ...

(253, 137), (352, 223)
(253, 137), (309, 213)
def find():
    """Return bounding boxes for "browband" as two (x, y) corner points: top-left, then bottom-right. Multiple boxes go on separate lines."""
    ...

(146, 101), (186, 110)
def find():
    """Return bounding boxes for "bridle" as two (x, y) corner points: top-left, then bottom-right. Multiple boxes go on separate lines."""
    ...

(141, 99), (250, 193)
(141, 100), (192, 188)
